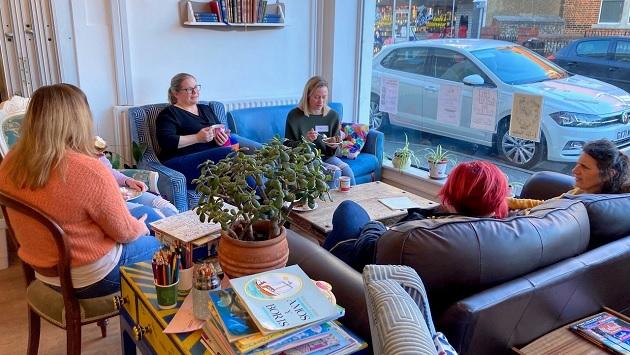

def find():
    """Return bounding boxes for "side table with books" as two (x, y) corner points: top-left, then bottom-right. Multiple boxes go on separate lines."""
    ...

(117, 261), (367, 354)
(513, 308), (630, 354)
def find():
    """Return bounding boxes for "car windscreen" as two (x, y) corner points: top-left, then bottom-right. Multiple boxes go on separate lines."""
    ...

(471, 46), (569, 85)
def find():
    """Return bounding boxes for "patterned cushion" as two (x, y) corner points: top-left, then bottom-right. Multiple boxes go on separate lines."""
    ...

(363, 264), (435, 335)
(337, 124), (368, 159)
(363, 278), (437, 355)
(119, 169), (160, 194)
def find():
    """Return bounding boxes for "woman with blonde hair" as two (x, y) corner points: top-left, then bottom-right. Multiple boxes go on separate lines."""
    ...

(284, 76), (355, 185)
(0, 83), (160, 298)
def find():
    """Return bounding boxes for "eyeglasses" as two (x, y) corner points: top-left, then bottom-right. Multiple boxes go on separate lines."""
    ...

(178, 85), (201, 94)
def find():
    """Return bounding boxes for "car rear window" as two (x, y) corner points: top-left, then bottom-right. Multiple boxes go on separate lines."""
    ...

(380, 47), (429, 75)
(614, 40), (630, 62)
(576, 40), (611, 58)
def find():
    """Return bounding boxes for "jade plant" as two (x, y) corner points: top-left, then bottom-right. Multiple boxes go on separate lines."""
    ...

(193, 137), (331, 241)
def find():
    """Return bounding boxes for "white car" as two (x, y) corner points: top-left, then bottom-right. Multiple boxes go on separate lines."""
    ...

(370, 39), (630, 168)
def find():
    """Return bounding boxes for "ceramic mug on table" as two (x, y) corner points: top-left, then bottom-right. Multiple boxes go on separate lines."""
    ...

(339, 176), (351, 192)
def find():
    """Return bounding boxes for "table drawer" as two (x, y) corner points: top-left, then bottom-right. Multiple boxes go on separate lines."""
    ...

(120, 277), (137, 323)
(138, 300), (182, 355)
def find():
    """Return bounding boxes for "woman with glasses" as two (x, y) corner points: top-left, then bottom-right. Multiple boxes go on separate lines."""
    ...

(156, 73), (235, 189)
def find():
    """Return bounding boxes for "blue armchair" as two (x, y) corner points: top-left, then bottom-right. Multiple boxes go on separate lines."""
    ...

(227, 102), (383, 183)
(127, 101), (258, 211)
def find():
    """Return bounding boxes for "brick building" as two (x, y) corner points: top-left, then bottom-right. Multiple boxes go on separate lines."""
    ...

(560, 0), (603, 34)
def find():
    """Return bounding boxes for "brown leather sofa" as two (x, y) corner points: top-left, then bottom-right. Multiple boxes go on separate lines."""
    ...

(287, 171), (630, 355)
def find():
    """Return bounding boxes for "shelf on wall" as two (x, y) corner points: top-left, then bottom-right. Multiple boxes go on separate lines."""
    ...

(183, 21), (284, 28)
(184, 1), (285, 29)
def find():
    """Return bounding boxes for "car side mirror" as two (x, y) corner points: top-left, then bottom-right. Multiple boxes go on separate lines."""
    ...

(463, 74), (485, 86)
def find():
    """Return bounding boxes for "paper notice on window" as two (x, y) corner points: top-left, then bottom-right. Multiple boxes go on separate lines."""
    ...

(437, 84), (462, 126)
(471, 88), (498, 132)
(509, 93), (542, 142)
(379, 77), (399, 114)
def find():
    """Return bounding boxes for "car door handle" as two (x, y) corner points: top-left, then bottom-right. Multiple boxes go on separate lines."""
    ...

(566, 62), (577, 66)
(608, 67), (617, 71)
(425, 87), (438, 93)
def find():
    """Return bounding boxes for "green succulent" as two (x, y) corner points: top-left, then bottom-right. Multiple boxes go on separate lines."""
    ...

(193, 136), (331, 241)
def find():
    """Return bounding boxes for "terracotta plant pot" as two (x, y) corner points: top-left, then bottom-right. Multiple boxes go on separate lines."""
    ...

(218, 221), (289, 278)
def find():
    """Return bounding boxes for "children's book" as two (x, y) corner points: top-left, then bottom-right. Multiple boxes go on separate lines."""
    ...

(229, 265), (340, 334)
(278, 321), (365, 355)
(209, 288), (259, 342)
(570, 311), (630, 354)
(234, 306), (345, 354)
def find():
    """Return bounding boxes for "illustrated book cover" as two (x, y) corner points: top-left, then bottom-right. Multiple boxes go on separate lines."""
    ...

(229, 265), (340, 334)
(209, 288), (259, 342)
(570, 311), (630, 354)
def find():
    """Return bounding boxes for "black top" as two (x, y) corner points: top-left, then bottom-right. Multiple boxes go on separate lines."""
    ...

(284, 107), (340, 157)
(156, 104), (221, 161)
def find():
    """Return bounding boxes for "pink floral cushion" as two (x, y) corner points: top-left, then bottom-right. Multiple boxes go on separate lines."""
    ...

(336, 124), (369, 159)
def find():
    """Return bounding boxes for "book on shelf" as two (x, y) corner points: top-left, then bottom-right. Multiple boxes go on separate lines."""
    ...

(570, 311), (630, 354)
(229, 265), (341, 335)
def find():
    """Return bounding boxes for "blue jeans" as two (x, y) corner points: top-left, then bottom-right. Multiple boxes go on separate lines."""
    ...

(163, 147), (233, 189)
(128, 205), (164, 230)
(325, 156), (355, 185)
(322, 200), (386, 271)
(73, 236), (161, 299)
(127, 192), (178, 219)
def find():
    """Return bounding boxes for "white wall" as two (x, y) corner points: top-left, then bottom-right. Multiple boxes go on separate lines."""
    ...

(126, 0), (315, 105)
(61, 0), (364, 153)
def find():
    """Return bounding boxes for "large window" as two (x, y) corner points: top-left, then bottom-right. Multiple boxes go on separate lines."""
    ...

(600, 0), (625, 23)
(362, 0), (630, 192)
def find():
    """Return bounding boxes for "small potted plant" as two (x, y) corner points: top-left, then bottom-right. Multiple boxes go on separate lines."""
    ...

(425, 144), (453, 180)
(392, 133), (420, 171)
(193, 137), (331, 277)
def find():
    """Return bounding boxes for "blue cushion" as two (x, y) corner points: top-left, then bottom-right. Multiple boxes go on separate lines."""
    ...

(342, 153), (379, 177)
(227, 104), (294, 144)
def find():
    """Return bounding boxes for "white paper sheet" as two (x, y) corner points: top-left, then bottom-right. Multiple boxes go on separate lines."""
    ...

(471, 88), (498, 132)
(437, 84), (462, 126)
(378, 197), (423, 210)
(379, 77), (399, 114)
(509, 93), (542, 142)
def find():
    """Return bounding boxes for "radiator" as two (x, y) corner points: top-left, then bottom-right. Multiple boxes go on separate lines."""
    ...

(110, 97), (299, 165)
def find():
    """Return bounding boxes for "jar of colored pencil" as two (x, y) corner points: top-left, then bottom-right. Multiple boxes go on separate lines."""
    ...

(192, 262), (220, 320)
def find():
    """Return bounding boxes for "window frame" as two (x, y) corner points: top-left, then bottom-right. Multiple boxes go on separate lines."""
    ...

(596, 0), (630, 27)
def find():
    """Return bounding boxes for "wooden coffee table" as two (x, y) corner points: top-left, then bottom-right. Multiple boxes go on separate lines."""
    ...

(288, 181), (438, 244)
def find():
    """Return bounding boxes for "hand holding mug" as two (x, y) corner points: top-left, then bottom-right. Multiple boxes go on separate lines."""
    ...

(214, 129), (229, 146)
(306, 128), (318, 142)
(197, 127), (213, 143)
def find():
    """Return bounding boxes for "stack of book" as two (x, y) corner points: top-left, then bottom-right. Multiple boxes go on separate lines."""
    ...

(195, 11), (219, 22)
(201, 265), (367, 354)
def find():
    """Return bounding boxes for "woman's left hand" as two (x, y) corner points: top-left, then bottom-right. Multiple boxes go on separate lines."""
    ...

(126, 179), (148, 192)
(214, 130), (229, 146)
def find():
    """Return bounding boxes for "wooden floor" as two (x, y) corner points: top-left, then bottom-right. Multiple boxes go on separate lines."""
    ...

(0, 253), (123, 355)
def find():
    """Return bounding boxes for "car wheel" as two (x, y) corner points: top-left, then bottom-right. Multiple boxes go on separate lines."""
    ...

(369, 95), (389, 130)
(496, 119), (545, 169)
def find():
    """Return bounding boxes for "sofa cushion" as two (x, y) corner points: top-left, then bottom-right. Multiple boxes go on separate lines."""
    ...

(562, 193), (630, 249)
(342, 153), (379, 178)
(337, 124), (369, 159)
(375, 199), (590, 314)
(227, 104), (295, 144)
(363, 279), (438, 355)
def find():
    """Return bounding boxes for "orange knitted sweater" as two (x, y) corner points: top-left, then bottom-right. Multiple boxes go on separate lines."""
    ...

(0, 151), (146, 268)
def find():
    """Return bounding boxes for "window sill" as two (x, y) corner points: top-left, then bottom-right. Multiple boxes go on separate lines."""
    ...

(592, 23), (630, 29)
(381, 161), (444, 201)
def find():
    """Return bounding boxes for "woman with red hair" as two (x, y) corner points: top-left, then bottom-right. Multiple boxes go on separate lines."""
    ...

(322, 160), (509, 270)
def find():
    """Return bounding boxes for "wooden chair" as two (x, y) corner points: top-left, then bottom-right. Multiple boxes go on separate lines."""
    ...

(0, 191), (119, 355)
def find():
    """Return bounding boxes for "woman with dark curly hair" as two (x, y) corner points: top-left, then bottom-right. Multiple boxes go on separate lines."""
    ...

(322, 160), (510, 270)
(509, 139), (630, 209)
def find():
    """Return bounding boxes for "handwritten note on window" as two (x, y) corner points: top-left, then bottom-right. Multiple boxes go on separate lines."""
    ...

(471, 88), (497, 132)
(379, 77), (399, 114)
(437, 84), (462, 126)
(509, 93), (542, 142)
